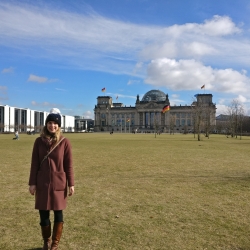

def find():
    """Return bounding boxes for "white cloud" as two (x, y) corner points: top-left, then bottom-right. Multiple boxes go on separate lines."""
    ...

(216, 104), (229, 115)
(31, 101), (63, 108)
(213, 69), (249, 93)
(171, 94), (180, 99)
(109, 93), (136, 99)
(127, 79), (140, 85)
(1, 67), (14, 73)
(183, 42), (217, 56)
(55, 88), (66, 92)
(201, 15), (241, 36)
(28, 74), (48, 83)
(28, 74), (58, 83)
(83, 110), (92, 119)
(0, 3), (248, 75)
(237, 95), (248, 103)
(0, 86), (8, 101)
(1, 2), (250, 114)
(146, 58), (213, 89)
(145, 58), (250, 96)
(140, 42), (177, 61)
(167, 15), (241, 37)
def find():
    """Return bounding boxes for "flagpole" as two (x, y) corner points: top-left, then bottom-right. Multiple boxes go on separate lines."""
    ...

(201, 85), (205, 93)
(101, 87), (106, 96)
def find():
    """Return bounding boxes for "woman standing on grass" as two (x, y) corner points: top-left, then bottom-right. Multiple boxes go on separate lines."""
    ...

(28, 108), (75, 250)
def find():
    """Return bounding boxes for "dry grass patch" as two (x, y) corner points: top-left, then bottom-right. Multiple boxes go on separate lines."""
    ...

(0, 133), (250, 249)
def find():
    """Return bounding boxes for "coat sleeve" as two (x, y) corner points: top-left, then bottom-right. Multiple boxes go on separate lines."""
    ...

(63, 139), (74, 187)
(28, 138), (40, 185)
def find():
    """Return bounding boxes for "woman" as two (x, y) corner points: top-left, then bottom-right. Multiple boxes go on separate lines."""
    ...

(29, 108), (75, 250)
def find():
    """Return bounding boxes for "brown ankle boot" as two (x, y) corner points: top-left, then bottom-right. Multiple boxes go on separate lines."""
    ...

(41, 224), (51, 250)
(51, 222), (63, 250)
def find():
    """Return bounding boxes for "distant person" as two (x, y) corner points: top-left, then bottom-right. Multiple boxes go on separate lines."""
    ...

(28, 108), (75, 250)
(13, 130), (19, 140)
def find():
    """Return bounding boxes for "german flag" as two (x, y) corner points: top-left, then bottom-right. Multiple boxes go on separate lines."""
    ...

(162, 105), (170, 113)
(101, 87), (106, 92)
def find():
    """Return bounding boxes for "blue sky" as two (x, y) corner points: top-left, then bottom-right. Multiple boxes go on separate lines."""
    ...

(1, 0), (250, 118)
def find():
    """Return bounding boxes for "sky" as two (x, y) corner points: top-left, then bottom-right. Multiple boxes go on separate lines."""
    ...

(1, 0), (250, 118)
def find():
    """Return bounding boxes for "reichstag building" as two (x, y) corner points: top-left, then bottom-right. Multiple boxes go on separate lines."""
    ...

(94, 89), (216, 132)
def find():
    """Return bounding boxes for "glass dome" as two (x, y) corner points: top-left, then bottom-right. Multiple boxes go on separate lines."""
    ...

(141, 90), (166, 102)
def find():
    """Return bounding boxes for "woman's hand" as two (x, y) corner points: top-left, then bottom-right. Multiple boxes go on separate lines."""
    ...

(68, 186), (75, 196)
(29, 185), (36, 195)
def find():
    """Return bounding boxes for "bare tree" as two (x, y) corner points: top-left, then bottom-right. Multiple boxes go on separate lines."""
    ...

(242, 116), (250, 133)
(0, 123), (4, 132)
(27, 124), (34, 132)
(227, 99), (244, 138)
(153, 112), (160, 138)
(169, 114), (176, 135)
(202, 105), (214, 139)
(191, 94), (216, 141)
(191, 101), (203, 141)
(238, 105), (245, 140)
(19, 124), (26, 132)
(215, 120), (222, 133)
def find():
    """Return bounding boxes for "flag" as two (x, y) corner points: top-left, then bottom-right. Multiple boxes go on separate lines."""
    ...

(201, 85), (205, 89)
(162, 105), (170, 113)
(102, 87), (106, 92)
(116, 96), (118, 100)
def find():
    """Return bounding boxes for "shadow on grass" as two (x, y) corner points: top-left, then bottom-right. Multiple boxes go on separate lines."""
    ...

(25, 248), (41, 250)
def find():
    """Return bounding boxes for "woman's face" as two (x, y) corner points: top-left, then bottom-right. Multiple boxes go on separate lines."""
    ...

(47, 121), (59, 134)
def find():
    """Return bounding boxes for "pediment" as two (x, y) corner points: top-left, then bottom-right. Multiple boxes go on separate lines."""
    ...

(143, 102), (160, 109)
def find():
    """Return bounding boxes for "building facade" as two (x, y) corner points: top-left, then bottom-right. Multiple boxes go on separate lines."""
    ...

(94, 90), (216, 133)
(74, 116), (94, 132)
(0, 105), (75, 133)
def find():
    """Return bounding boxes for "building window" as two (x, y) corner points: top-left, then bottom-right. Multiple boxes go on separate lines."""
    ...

(0, 107), (3, 123)
(40, 113), (44, 125)
(14, 109), (19, 127)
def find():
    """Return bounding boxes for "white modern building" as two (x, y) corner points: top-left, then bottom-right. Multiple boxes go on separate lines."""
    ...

(0, 105), (75, 133)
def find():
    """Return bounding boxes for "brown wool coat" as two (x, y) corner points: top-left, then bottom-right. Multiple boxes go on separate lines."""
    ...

(29, 136), (74, 210)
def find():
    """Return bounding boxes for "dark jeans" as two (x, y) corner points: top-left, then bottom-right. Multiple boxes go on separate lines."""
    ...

(39, 210), (63, 226)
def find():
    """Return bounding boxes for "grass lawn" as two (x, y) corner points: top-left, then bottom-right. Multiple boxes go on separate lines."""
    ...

(0, 132), (250, 250)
